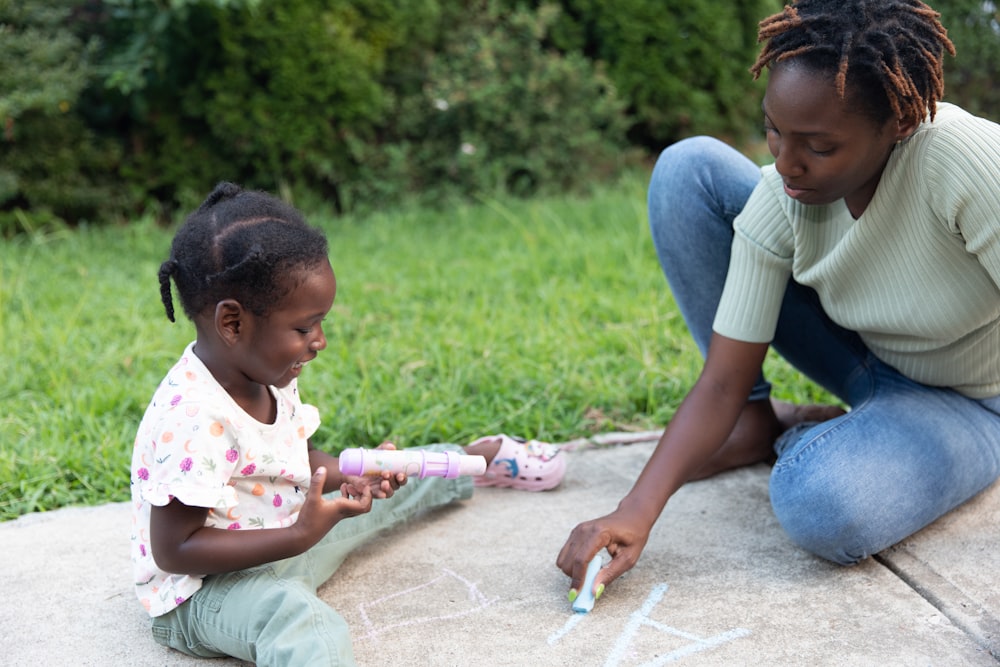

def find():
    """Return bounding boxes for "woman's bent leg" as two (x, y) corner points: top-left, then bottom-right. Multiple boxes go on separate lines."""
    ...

(648, 137), (761, 365)
(648, 136), (869, 403)
(770, 359), (1000, 564)
(649, 138), (863, 477)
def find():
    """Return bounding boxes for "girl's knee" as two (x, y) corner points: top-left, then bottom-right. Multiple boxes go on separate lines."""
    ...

(253, 582), (355, 666)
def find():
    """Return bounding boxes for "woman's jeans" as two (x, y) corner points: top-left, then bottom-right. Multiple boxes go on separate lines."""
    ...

(648, 136), (1000, 564)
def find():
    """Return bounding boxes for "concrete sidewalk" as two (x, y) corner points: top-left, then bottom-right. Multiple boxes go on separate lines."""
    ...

(2, 435), (998, 666)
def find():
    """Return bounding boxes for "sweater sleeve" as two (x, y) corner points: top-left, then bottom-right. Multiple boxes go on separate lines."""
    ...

(921, 110), (1000, 291)
(713, 169), (794, 343)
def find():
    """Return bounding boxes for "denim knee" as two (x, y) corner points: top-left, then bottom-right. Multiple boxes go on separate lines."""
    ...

(652, 136), (732, 177)
(770, 492), (874, 566)
(648, 137), (736, 226)
(769, 464), (882, 566)
(648, 135), (760, 271)
(770, 375), (1000, 566)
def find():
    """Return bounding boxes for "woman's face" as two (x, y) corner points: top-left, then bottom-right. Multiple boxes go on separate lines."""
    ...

(762, 62), (913, 218)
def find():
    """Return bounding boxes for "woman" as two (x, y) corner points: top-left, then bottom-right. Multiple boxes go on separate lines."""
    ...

(558, 0), (1000, 603)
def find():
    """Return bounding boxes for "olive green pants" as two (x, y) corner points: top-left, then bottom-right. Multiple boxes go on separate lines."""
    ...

(151, 444), (473, 666)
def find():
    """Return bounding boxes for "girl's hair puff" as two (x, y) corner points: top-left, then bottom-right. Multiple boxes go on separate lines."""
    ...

(750, 0), (955, 124)
(158, 182), (329, 322)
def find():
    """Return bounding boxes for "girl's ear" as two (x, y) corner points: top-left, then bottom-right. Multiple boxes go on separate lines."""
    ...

(214, 300), (246, 346)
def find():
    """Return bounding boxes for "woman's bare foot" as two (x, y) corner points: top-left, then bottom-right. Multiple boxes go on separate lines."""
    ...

(687, 398), (845, 481)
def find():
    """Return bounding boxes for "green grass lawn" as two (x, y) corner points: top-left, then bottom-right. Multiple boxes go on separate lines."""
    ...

(0, 173), (832, 520)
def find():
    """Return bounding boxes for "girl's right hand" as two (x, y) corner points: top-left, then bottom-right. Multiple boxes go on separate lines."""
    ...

(294, 467), (374, 542)
(150, 466), (375, 575)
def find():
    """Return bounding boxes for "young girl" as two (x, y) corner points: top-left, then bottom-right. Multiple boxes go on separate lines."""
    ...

(559, 0), (1000, 599)
(130, 182), (566, 665)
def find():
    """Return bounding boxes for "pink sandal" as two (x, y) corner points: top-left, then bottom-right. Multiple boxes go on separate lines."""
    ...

(472, 434), (567, 491)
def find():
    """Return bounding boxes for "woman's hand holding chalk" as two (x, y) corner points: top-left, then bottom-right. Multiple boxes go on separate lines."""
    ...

(571, 554), (603, 613)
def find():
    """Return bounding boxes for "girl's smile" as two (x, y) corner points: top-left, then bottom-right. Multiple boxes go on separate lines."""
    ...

(251, 260), (337, 389)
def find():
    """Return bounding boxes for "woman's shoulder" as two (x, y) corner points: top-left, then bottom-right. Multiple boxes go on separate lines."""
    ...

(902, 103), (1000, 187)
(752, 164), (788, 203)
(910, 103), (1000, 151)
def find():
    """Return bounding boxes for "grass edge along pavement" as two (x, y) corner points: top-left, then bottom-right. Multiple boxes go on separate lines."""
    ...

(0, 175), (835, 520)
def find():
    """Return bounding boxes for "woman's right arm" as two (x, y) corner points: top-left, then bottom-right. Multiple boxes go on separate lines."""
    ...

(556, 333), (769, 594)
(150, 466), (373, 575)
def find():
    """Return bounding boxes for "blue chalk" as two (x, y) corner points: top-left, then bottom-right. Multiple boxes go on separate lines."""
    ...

(571, 554), (602, 613)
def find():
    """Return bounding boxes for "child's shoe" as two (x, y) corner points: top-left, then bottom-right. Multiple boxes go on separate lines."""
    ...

(471, 434), (567, 491)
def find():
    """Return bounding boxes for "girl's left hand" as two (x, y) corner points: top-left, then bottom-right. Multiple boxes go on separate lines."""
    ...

(341, 470), (405, 500)
(342, 440), (407, 500)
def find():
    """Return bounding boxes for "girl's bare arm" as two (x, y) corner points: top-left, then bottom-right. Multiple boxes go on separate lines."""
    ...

(149, 466), (371, 575)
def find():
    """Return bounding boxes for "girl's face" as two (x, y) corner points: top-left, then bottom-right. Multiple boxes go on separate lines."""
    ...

(762, 62), (914, 218)
(242, 259), (337, 389)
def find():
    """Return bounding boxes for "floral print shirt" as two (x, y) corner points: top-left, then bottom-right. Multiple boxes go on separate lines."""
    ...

(130, 342), (319, 617)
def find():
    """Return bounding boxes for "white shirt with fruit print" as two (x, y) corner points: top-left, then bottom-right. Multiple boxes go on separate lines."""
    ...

(129, 342), (319, 617)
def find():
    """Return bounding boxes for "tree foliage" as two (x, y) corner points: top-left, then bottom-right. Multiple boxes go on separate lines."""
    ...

(0, 0), (997, 230)
(344, 2), (629, 209)
(937, 0), (1000, 118)
(0, 0), (121, 232)
(522, 0), (780, 146)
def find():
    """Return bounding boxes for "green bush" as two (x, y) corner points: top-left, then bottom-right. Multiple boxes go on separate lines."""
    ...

(88, 0), (628, 216)
(90, 0), (442, 215)
(344, 2), (630, 210)
(200, 1), (443, 207)
(530, 0), (998, 146)
(0, 0), (123, 234)
(2, 0), (996, 229)
(514, 0), (780, 148)
(936, 0), (1000, 121)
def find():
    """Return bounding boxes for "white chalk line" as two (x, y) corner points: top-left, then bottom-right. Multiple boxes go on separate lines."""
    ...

(547, 611), (588, 645)
(549, 582), (751, 666)
(356, 567), (498, 641)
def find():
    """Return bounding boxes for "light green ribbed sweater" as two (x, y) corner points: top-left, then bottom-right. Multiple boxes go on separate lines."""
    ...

(715, 103), (1000, 398)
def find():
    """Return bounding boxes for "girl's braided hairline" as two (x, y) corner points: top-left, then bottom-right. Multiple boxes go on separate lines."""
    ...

(159, 183), (328, 323)
(750, 0), (955, 122)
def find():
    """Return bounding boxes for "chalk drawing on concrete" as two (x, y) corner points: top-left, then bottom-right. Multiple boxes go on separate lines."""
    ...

(354, 567), (498, 641)
(548, 583), (751, 666)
